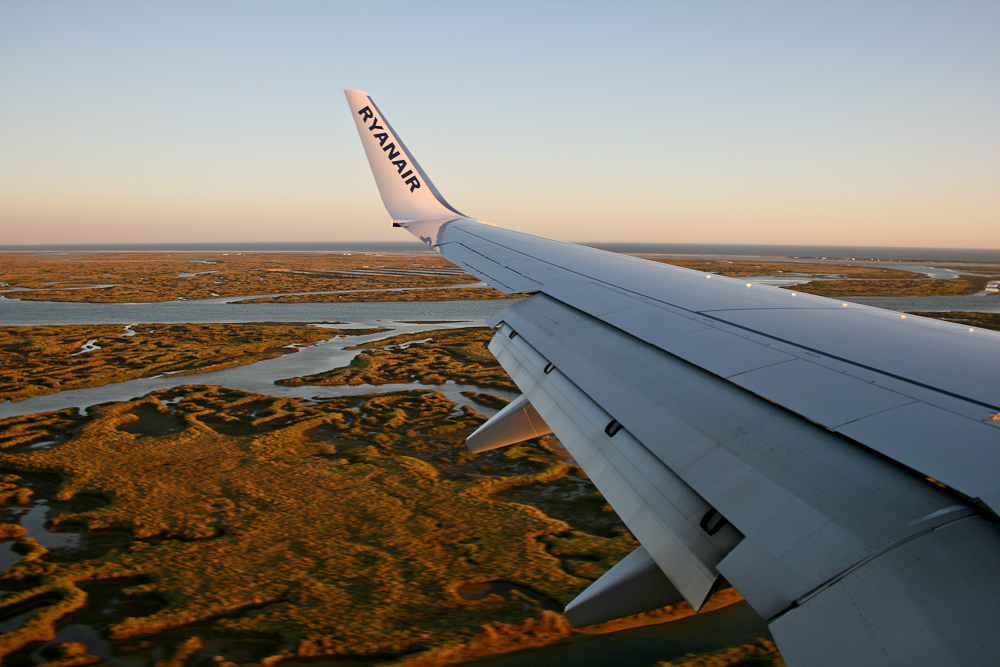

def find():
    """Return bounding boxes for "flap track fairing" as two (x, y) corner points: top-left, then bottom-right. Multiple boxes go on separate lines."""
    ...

(466, 394), (553, 453)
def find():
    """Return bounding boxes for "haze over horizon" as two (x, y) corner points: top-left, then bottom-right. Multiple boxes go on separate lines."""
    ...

(1, 1), (997, 249)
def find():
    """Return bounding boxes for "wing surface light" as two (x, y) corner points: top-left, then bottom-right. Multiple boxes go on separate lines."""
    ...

(344, 89), (1000, 666)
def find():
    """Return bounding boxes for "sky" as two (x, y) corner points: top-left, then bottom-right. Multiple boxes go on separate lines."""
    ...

(0, 1), (997, 248)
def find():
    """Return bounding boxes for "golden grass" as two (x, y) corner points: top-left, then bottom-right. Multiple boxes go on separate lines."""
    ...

(0, 252), (479, 303)
(929, 265), (1000, 275)
(279, 328), (517, 392)
(0, 324), (377, 402)
(156, 636), (204, 667)
(647, 258), (1000, 296)
(34, 641), (109, 666)
(0, 472), (36, 504)
(6, 251), (992, 304)
(385, 590), (747, 667)
(461, 391), (510, 411)
(0, 385), (660, 663)
(784, 274), (993, 297)
(656, 639), (785, 667)
(648, 259), (920, 280)
(0, 522), (27, 538)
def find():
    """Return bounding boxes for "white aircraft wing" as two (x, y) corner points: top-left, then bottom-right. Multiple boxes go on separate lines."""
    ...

(344, 89), (1000, 666)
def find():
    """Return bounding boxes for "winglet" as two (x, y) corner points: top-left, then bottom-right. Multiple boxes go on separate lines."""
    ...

(344, 89), (471, 223)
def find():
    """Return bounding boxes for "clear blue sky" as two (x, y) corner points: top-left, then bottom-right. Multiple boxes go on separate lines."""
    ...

(1, 1), (997, 247)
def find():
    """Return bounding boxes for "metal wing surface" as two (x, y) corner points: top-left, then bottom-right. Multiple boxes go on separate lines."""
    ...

(344, 89), (1000, 666)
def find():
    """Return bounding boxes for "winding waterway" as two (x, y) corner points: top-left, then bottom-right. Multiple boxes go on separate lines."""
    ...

(0, 294), (521, 325)
(0, 320), (518, 420)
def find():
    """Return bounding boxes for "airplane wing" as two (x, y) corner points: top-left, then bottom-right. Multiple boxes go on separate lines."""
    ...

(344, 89), (1000, 666)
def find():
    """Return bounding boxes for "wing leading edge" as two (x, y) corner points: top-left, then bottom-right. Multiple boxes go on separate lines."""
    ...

(344, 89), (1000, 666)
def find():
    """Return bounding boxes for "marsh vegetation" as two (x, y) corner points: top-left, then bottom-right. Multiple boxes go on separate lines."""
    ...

(785, 274), (994, 297)
(11, 252), (993, 306)
(279, 329), (516, 393)
(0, 381), (739, 666)
(649, 258), (1000, 296)
(0, 324), (376, 402)
(655, 640), (784, 667)
(0, 254), (484, 304)
(650, 258), (920, 281)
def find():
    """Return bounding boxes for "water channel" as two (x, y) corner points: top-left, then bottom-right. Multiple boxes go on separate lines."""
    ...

(0, 320), (518, 421)
(0, 293), (522, 325)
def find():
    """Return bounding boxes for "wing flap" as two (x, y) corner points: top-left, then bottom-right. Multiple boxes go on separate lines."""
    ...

(490, 323), (742, 609)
